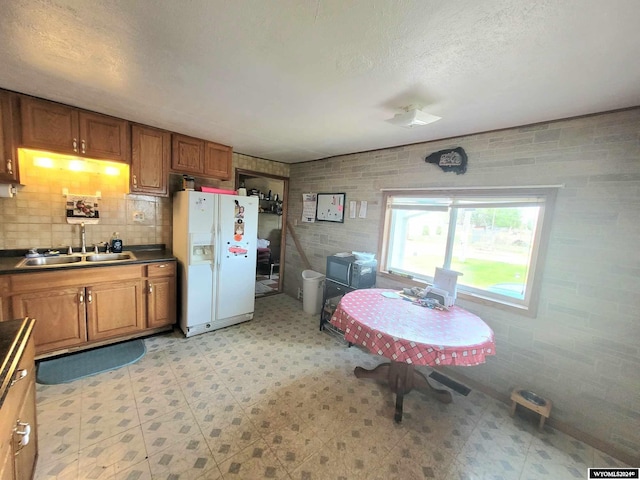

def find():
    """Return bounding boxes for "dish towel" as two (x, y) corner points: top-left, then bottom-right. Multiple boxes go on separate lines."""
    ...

(66, 195), (100, 224)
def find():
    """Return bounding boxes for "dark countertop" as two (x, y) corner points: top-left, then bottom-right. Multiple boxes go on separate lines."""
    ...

(0, 245), (176, 275)
(0, 317), (36, 409)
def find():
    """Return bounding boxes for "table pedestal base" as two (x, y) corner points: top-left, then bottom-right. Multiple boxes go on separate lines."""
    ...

(354, 362), (453, 423)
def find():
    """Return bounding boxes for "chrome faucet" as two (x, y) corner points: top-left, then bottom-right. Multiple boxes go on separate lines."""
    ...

(80, 222), (86, 254)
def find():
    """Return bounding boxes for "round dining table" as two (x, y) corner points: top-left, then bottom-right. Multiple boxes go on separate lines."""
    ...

(330, 288), (496, 422)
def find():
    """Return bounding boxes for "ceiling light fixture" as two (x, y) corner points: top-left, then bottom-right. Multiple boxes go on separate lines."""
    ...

(386, 105), (441, 128)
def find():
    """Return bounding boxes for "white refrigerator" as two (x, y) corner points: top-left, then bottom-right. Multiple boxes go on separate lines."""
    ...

(173, 190), (258, 337)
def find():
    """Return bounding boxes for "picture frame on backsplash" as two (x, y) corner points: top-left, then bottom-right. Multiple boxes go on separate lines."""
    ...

(316, 193), (346, 223)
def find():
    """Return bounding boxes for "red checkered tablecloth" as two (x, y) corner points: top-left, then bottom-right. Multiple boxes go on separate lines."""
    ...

(330, 289), (495, 366)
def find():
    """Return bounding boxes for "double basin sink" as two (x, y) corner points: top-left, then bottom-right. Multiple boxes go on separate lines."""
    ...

(16, 252), (137, 268)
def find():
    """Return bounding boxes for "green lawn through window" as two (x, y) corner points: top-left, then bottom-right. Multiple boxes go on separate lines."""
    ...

(450, 258), (527, 290)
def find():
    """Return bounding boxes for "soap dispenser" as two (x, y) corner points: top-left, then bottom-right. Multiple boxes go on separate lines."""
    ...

(111, 232), (123, 253)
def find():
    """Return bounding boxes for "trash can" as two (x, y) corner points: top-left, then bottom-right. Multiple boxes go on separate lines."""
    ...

(301, 270), (325, 315)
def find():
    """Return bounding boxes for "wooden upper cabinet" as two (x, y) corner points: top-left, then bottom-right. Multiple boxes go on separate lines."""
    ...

(79, 111), (130, 162)
(171, 134), (203, 174)
(131, 124), (170, 196)
(20, 96), (130, 163)
(20, 96), (78, 154)
(171, 133), (232, 180)
(0, 91), (21, 183)
(204, 141), (232, 180)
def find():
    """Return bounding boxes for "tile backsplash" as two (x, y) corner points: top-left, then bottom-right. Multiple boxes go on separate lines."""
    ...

(0, 153), (170, 251)
(0, 150), (289, 252)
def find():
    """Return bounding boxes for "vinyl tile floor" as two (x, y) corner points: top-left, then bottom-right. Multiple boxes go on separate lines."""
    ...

(33, 294), (630, 480)
(256, 274), (279, 296)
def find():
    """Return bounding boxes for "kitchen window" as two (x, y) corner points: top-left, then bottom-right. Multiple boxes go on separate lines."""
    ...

(379, 187), (558, 315)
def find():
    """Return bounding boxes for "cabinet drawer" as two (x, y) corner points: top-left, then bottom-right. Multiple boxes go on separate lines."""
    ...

(0, 337), (34, 443)
(146, 262), (176, 278)
(10, 265), (144, 293)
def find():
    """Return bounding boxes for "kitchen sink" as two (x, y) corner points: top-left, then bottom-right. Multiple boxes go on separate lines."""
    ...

(15, 252), (136, 268)
(19, 255), (84, 266)
(84, 253), (136, 262)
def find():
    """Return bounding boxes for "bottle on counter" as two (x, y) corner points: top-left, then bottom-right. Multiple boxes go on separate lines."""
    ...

(111, 232), (123, 253)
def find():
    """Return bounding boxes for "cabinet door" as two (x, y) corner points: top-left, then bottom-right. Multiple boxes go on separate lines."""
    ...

(0, 91), (20, 183)
(171, 134), (203, 174)
(20, 96), (79, 155)
(0, 296), (9, 323)
(86, 281), (144, 341)
(0, 443), (13, 480)
(0, 277), (9, 322)
(147, 276), (176, 328)
(203, 141), (232, 180)
(79, 111), (130, 163)
(12, 288), (87, 355)
(131, 125), (170, 196)
(13, 380), (37, 480)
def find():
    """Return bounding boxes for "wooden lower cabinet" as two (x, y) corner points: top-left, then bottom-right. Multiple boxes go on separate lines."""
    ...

(12, 287), (86, 353)
(86, 280), (145, 341)
(0, 297), (9, 323)
(147, 276), (176, 329)
(146, 261), (176, 329)
(0, 277), (10, 322)
(0, 330), (37, 480)
(0, 446), (13, 480)
(6, 261), (176, 357)
(12, 380), (37, 480)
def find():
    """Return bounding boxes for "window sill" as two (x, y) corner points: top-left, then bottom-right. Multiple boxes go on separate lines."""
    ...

(378, 271), (536, 318)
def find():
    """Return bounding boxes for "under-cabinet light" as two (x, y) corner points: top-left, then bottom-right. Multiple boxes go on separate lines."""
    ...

(22, 149), (127, 177)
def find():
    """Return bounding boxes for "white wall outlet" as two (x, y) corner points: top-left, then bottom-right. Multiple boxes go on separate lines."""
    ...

(133, 211), (145, 222)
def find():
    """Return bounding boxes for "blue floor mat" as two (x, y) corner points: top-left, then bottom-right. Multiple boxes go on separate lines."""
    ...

(36, 339), (146, 385)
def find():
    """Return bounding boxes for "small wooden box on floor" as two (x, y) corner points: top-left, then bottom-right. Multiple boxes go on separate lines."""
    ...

(510, 387), (552, 431)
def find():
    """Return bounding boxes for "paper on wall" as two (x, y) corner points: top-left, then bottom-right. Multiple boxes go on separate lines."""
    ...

(358, 201), (368, 218)
(349, 201), (356, 218)
(302, 193), (317, 223)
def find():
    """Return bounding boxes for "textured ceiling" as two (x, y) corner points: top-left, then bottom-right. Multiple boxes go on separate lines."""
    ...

(1, 0), (639, 163)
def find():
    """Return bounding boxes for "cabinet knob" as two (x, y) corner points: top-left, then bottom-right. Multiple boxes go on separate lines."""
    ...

(79, 291), (84, 304)
(15, 422), (31, 436)
(81, 139), (86, 154)
(6, 158), (12, 174)
(87, 289), (93, 303)
(132, 174), (137, 187)
(18, 432), (30, 448)
(14, 421), (31, 449)
(73, 138), (78, 153)
(148, 283), (153, 294)
(10, 368), (28, 386)
(158, 264), (166, 268)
